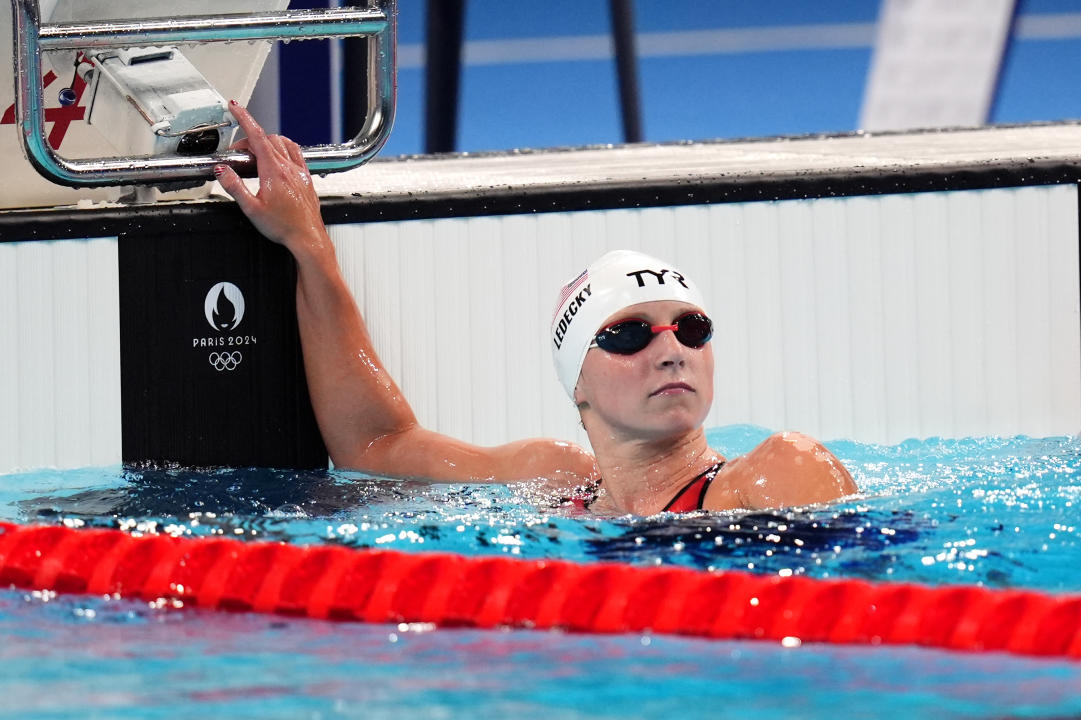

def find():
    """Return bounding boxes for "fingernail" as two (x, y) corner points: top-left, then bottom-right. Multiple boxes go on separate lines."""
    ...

(213, 165), (225, 176)
(229, 99), (238, 106)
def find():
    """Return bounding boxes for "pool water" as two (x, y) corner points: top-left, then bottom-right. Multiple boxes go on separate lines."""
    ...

(1, 425), (1080, 719)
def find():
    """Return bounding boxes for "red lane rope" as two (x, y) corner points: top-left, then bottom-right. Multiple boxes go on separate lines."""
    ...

(1, 521), (1079, 659)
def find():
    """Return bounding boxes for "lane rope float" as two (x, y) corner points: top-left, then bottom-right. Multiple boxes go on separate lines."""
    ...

(1, 521), (1079, 658)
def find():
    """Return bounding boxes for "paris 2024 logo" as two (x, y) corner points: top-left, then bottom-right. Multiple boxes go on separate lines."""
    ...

(194, 282), (257, 372)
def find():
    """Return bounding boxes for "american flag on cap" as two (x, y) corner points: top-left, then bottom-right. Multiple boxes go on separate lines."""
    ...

(552, 269), (589, 323)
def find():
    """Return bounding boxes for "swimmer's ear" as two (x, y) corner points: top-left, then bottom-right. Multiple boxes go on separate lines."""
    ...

(572, 383), (589, 410)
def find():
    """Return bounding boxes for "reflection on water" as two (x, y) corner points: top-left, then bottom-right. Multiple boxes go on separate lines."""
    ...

(4, 585), (1081, 720)
(2, 427), (1080, 592)
(583, 508), (922, 572)
(19, 467), (399, 523)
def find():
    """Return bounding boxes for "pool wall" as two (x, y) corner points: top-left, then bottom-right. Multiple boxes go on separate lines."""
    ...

(1, 124), (1080, 472)
(326, 185), (1080, 449)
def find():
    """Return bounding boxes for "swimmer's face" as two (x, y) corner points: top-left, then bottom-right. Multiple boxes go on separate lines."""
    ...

(574, 300), (714, 443)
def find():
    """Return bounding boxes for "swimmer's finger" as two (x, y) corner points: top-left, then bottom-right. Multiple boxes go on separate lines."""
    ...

(228, 101), (275, 164)
(282, 137), (306, 168)
(268, 135), (295, 164)
(214, 164), (257, 212)
(225, 138), (272, 176)
(228, 137), (252, 153)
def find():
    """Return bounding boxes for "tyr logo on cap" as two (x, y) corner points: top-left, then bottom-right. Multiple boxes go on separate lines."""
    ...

(626, 268), (689, 289)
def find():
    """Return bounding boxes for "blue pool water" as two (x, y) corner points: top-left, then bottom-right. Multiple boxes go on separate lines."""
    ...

(1, 425), (1080, 719)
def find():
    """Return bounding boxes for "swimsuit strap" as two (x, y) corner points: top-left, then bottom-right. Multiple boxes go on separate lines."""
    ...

(662, 461), (726, 513)
(567, 461), (726, 513)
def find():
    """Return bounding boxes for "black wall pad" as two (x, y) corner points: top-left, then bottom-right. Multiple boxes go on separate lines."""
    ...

(118, 226), (327, 469)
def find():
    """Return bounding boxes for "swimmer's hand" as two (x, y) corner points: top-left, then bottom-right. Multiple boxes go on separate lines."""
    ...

(215, 102), (331, 256)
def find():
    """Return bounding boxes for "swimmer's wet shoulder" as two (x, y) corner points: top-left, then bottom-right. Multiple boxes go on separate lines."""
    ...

(705, 432), (857, 510)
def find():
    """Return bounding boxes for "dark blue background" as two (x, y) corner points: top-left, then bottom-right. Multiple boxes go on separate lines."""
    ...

(279, 0), (1081, 156)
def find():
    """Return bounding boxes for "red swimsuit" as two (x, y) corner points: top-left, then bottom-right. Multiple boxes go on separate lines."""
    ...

(661, 462), (725, 512)
(569, 462), (725, 512)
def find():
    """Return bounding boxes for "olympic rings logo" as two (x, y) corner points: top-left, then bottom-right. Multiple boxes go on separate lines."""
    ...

(209, 351), (243, 371)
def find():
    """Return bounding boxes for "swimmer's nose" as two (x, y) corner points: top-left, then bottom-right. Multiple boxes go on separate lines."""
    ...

(652, 327), (687, 367)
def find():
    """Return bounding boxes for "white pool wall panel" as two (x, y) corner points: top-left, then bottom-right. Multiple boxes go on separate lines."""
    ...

(0, 182), (1077, 473)
(0, 238), (121, 471)
(328, 184), (1081, 448)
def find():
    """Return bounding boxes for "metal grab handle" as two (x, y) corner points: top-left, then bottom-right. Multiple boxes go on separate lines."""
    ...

(11, 0), (396, 187)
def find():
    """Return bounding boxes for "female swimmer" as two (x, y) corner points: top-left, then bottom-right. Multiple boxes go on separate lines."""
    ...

(215, 103), (858, 515)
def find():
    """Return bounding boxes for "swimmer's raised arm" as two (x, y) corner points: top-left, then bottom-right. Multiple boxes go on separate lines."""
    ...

(216, 104), (596, 487)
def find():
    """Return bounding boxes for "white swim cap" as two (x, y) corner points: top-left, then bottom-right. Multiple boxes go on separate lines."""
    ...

(550, 249), (707, 398)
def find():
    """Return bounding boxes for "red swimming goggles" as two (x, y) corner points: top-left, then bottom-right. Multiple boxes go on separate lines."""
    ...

(589, 312), (713, 355)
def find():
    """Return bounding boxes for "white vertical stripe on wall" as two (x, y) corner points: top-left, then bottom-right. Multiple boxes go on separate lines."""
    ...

(845, 197), (888, 441)
(0, 238), (121, 472)
(327, 184), (1080, 447)
(810, 199), (854, 441)
(501, 214), (543, 443)
(778, 200), (821, 434)
(948, 192), (985, 437)
(1048, 188), (1080, 435)
(1014, 191), (1049, 434)
(469, 219), (507, 446)
(711, 205), (751, 424)
(879, 195), (919, 441)
(0, 242), (17, 467)
(983, 191), (1020, 434)
(912, 195), (954, 438)
(741, 202), (787, 430)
